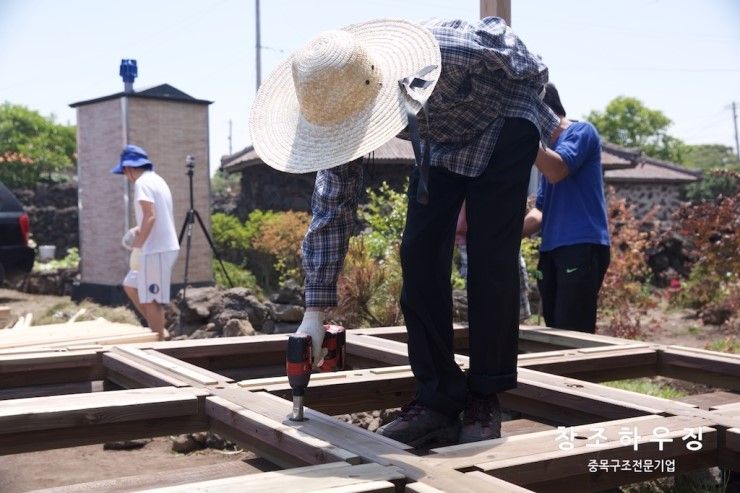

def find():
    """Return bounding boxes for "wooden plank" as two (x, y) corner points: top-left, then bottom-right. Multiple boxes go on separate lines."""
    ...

(659, 346), (740, 390)
(211, 388), (520, 492)
(518, 346), (657, 381)
(0, 414), (208, 455)
(679, 391), (740, 410)
(237, 366), (415, 416)
(30, 462), (265, 493)
(501, 418), (554, 437)
(719, 427), (740, 472)
(136, 463), (405, 493)
(216, 388), (413, 453)
(145, 349), (234, 385)
(206, 395), (360, 467)
(519, 326), (630, 349)
(346, 333), (468, 368)
(0, 348), (105, 387)
(514, 368), (699, 418)
(112, 346), (225, 386)
(0, 380), (98, 400)
(103, 352), (190, 388)
(0, 386), (207, 434)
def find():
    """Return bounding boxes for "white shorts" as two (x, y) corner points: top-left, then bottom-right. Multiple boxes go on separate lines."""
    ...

(123, 250), (179, 304)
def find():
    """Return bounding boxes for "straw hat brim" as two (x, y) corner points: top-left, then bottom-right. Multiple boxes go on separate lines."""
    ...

(250, 19), (441, 174)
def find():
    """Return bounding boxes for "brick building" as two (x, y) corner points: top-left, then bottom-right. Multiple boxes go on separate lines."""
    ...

(71, 84), (213, 305)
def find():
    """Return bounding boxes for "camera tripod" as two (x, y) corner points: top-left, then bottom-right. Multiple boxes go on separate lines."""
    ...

(178, 156), (233, 304)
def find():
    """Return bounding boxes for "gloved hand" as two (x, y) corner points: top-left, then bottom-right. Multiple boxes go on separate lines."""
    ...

(129, 247), (142, 271)
(121, 227), (139, 251)
(296, 310), (327, 367)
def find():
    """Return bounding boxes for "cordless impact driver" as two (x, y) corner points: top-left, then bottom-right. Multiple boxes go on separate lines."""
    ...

(286, 325), (346, 421)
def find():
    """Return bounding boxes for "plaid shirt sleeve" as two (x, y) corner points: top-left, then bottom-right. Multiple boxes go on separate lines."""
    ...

(302, 162), (363, 307)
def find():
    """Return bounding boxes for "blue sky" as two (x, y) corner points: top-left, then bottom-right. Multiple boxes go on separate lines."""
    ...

(1, 0), (738, 174)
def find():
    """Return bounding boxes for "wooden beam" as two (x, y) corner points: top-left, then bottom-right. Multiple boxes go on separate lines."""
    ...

(30, 462), (268, 493)
(135, 462), (405, 493)
(0, 387), (210, 454)
(103, 352), (190, 388)
(207, 395), (360, 467)
(518, 346), (658, 381)
(212, 389), (524, 492)
(0, 348), (104, 387)
(659, 346), (740, 391)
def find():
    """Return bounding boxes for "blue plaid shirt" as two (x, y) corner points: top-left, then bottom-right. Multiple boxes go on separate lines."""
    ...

(303, 17), (559, 307)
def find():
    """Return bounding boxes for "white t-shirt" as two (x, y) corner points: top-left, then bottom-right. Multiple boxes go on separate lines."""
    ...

(134, 171), (180, 254)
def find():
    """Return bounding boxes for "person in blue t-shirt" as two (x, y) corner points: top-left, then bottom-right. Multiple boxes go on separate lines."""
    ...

(522, 83), (610, 333)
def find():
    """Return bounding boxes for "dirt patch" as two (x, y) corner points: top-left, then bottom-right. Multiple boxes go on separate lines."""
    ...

(0, 288), (77, 327)
(0, 437), (277, 492)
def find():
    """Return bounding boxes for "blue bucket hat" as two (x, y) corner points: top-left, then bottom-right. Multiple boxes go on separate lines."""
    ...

(111, 144), (153, 174)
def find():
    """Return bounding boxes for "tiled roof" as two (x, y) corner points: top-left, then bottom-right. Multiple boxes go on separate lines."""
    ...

(605, 156), (701, 184)
(222, 138), (639, 173)
(70, 84), (212, 108)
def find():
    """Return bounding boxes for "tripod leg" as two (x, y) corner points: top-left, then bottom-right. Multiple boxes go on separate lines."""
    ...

(176, 210), (195, 335)
(178, 211), (189, 245)
(193, 209), (234, 288)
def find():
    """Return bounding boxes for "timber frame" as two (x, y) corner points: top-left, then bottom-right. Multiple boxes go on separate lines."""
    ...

(1, 325), (738, 492)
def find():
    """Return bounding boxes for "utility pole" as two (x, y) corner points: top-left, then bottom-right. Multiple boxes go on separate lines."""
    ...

(228, 119), (233, 155)
(732, 102), (739, 160)
(255, 0), (261, 93)
(480, 0), (511, 25)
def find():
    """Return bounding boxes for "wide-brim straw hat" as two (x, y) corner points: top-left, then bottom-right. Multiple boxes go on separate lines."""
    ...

(250, 18), (441, 173)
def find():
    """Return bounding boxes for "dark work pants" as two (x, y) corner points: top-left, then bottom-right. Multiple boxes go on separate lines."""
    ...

(400, 118), (539, 418)
(537, 243), (611, 333)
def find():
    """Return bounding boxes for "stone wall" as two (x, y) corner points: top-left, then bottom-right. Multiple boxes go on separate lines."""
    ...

(11, 182), (79, 258)
(236, 160), (412, 217)
(609, 182), (685, 222)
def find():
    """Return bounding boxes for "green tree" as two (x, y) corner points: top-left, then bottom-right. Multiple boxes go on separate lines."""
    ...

(0, 102), (76, 188)
(681, 144), (740, 171)
(586, 96), (685, 162)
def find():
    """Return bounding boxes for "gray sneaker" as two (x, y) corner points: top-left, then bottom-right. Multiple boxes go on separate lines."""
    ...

(458, 394), (502, 444)
(376, 401), (461, 448)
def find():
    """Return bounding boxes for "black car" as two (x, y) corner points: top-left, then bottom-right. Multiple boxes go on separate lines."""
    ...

(0, 181), (34, 284)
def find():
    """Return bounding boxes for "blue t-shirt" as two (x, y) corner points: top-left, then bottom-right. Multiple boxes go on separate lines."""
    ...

(536, 121), (610, 252)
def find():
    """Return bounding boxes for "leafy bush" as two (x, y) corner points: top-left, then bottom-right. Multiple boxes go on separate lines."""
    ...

(672, 194), (739, 328)
(251, 210), (310, 284)
(684, 169), (739, 202)
(359, 181), (407, 258)
(334, 236), (403, 328)
(520, 236), (541, 282)
(213, 259), (259, 292)
(211, 213), (251, 252)
(598, 190), (655, 338)
(33, 247), (79, 272)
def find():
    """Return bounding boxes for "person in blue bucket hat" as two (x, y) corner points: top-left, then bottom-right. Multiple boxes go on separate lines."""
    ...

(113, 144), (179, 340)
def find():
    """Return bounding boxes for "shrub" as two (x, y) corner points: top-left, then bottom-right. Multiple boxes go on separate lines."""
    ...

(334, 236), (403, 328)
(673, 194), (739, 312)
(213, 259), (260, 293)
(251, 210), (310, 284)
(598, 190), (655, 338)
(211, 213), (250, 252)
(684, 169), (739, 202)
(359, 181), (407, 258)
(33, 247), (79, 272)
